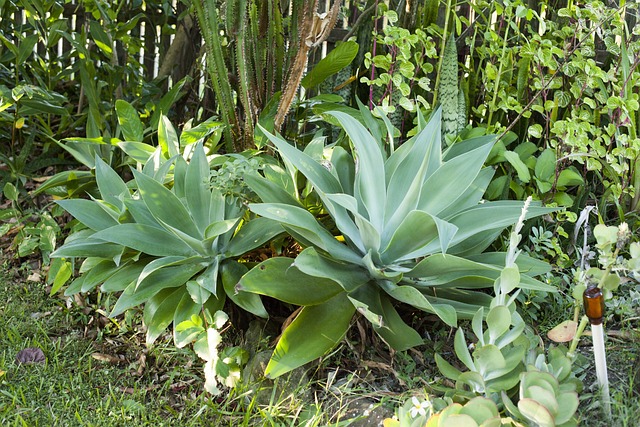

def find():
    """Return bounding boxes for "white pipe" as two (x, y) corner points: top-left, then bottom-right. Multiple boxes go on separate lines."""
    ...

(591, 323), (611, 417)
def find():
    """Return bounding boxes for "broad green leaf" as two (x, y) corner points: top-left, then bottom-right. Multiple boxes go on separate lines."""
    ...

(504, 150), (531, 183)
(158, 115), (179, 158)
(180, 118), (222, 146)
(133, 169), (202, 239)
(293, 247), (369, 292)
(95, 156), (130, 212)
(446, 201), (557, 247)
(17, 34), (38, 63)
(383, 121), (442, 237)
(56, 199), (119, 231)
(301, 41), (358, 89)
(468, 252), (551, 277)
(556, 167), (583, 188)
(115, 100), (144, 142)
(408, 253), (501, 281)
(238, 257), (344, 305)
(220, 261), (267, 318)
(195, 258), (219, 295)
(93, 224), (197, 257)
(265, 293), (355, 378)
(329, 146), (355, 197)
(150, 78), (189, 130)
(79, 260), (119, 292)
(321, 193), (366, 253)
(535, 149), (556, 182)
(438, 167), (495, 218)
(89, 20), (113, 55)
(110, 264), (202, 317)
(144, 287), (187, 344)
(136, 256), (204, 289)
(243, 172), (300, 206)
(3, 182), (17, 201)
(257, 125), (343, 195)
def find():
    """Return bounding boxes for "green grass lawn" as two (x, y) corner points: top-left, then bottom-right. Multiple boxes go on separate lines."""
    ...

(2, 259), (639, 426)
(0, 262), (389, 426)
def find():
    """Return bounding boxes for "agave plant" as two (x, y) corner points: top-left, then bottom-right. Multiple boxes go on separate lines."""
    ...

(238, 106), (557, 378)
(50, 142), (283, 348)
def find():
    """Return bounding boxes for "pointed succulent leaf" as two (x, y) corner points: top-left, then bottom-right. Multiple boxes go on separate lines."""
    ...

(100, 261), (146, 293)
(454, 328), (475, 371)
(95, 155), (130, 212)
(92, 224), (197, 257)
(51, 239), (123, 259)
(237, 257), (343, 305)
(249, 203), (361, 264)
(110, 264), (202, 317)
(133, 169), (202, 239)
(435, 353), (463, 381)
(328, 111), (387, 230)
(418, 139), (495, 216)
(373, 294), (424, 350)
(381, 211), (458, 263)
(380, 283), (457, 327)
(144, 286), (187, 345)
(56, 199), (119, 231)
(184, 144), (213, 235)
(220, 261), (267, 318)
(294, 247), (369, 292)
(224, 217), (284, 257)
(265, 293), (355, 378)
(446, 201), (557, 247)
(244, 171), (300, 206)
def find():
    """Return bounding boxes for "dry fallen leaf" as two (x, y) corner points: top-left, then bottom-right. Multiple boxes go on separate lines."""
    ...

(16, 347), (46, 364)
(91, 353), (125, 364)
(547, 320), (578, 343)
(26, 272), (42, 282)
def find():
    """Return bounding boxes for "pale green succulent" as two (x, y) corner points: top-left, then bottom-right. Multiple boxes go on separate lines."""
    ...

(238, 106), (556, 378)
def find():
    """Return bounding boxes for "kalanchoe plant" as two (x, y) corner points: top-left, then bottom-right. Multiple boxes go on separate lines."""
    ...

(430, 198), (580, 427)
(238, 107), (557, 378)
(50, 142), (283, 392)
